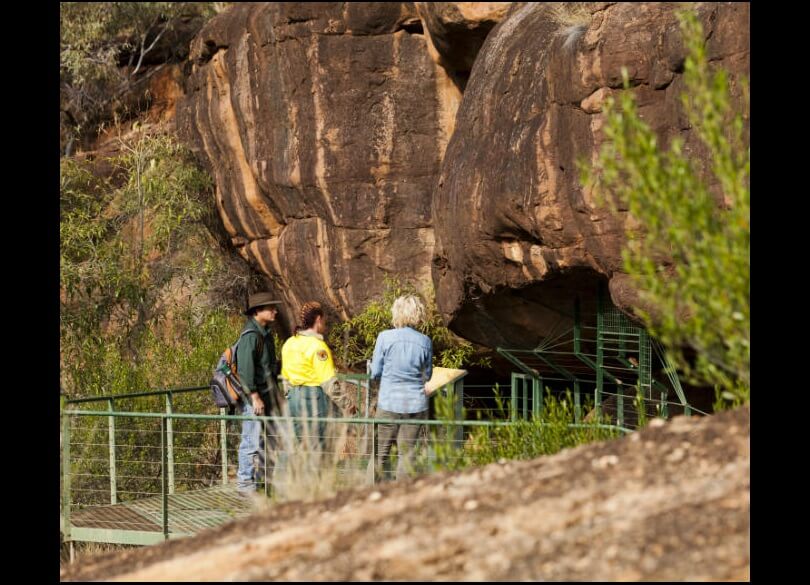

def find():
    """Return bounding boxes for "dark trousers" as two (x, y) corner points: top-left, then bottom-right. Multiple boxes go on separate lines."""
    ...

(286, 385), (333, 450)
(372, 408), (428, 481)
(273, 385), (334, 494)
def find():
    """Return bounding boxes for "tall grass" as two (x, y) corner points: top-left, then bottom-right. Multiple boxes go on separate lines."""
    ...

(268, 411), (367, 503)
(60, 540), (134, 568)
(265, 384), (627, 496)
(428, 386), (623, 473)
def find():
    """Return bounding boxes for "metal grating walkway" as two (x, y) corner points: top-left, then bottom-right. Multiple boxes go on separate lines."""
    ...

(67, 484), (253, 544)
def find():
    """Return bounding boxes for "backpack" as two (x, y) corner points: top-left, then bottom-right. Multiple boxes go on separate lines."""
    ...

(210, 329), (264, 413)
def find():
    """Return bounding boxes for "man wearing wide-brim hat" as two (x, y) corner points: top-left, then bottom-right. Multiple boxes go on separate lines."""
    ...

(235, 292), (284, 496)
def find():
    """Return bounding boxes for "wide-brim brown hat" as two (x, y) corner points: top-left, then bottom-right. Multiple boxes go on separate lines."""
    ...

(244, 292), (283, 314)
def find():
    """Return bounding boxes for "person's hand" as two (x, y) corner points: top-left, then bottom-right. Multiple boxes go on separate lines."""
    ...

(423, 384), (430, 396)
(251, 392), (265, 416)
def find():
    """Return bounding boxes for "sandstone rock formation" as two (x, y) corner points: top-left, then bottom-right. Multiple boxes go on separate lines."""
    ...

(415, 2), (512, 82)
(176, 2), (461, 327)
(431, 2), (749, 348)
(176, 2), (749, 347)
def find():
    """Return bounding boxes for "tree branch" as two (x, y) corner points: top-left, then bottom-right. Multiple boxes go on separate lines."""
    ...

(132, 16), (171, 78)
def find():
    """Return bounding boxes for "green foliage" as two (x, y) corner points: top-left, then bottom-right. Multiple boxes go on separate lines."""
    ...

(428, 386), (621, 473)
(61, 289), (242, 399)
(60, 129), (227, 398)
(61, 131), (212, 333)
(712, 384), (748, 412)
(328, 276), (491, 370)
(60, 123), (266, 513)
(581, 10), (749, 402)
(60, 130), (246, 506)
(426, 386), (466, 471)
(60, 3), (217, 148)
(139, 306), (244, 389)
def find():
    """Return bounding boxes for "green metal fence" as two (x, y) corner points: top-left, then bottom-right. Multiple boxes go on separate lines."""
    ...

(497, 284), (708, 427)
(59, 374), (461, 545)
(60, 374), (630, 547)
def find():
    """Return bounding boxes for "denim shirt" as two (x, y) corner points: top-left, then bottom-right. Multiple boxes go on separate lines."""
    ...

(370, 327), (433, 414)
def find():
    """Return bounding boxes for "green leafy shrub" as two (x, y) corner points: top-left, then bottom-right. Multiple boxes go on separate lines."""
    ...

(60, 2), (218, 150)
(428, 386), (621, 473)
(328, 276), (491, 370)
(581, 10), (749, 402)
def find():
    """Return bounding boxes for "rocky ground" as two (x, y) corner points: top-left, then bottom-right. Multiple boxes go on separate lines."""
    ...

(62, 406), (749, 581)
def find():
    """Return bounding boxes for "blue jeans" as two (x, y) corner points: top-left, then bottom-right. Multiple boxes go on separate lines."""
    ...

(236, 392), (275, 493)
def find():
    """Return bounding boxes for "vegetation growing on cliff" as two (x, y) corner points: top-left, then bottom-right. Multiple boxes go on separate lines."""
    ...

(582, 10), (750, 404)
(60, 129), (253, 397)
(60, 2), (220, 153)
(327, 276), (491, 371)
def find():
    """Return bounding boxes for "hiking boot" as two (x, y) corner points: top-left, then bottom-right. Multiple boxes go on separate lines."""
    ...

(237, 489), (269, 510)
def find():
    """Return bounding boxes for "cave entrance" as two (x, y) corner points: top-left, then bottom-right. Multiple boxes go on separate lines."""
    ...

(496, 283), (703, 428)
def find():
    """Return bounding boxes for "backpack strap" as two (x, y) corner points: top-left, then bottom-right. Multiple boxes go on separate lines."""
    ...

(235, 328), (256, 349)
(242, 328), (266, 354)
(232, 328), (267, 373)
(225, 330), (254, 405)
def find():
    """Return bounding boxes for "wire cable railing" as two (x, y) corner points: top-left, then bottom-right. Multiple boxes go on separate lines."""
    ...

(61, 376), (632, 547)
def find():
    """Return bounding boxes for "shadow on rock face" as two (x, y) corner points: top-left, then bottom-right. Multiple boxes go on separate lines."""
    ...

(450, 267), (608, 350)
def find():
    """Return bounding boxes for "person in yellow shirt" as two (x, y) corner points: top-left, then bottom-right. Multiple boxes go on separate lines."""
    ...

(280, 301), (338, 450)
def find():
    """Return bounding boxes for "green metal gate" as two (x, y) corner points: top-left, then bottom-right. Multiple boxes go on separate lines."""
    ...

(498, 284), (703, 427)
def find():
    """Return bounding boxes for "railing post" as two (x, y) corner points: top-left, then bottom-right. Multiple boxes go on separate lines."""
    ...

(165, 392), (175, 495)
(454, 378), (464, 444)
(596, 286), (604, 416)
(61, 408), (72, 543)
(660, 390), (668, 419)
(107, 398), (117, 505)
(684, 404), (691, 417)
(365, 360), (372, 463)
(521, 377), (528, 420)
(370, 420), (376, 486)
(639, 328), (651, 400)
(161, 416), (169, 540)
(365, 360), (371, 419)
(617, 390), (624, 428)
(533, 377), (543, 418)
(510, 373), (518, 422)
(263, 415), (269, 498)
(220, 407), (228, 485)
(573, 380), (581, 423)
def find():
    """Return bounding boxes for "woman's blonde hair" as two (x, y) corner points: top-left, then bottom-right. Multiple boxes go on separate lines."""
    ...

(391, 294), (426, 329)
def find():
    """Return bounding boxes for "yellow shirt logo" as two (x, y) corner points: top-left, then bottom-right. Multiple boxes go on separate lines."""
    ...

(281, 334), (336, 386)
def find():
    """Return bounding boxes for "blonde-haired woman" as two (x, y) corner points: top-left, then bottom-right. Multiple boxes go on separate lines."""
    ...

(369, 294), (433, 481)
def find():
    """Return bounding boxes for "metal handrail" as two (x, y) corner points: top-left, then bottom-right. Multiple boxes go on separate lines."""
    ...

(61, 377), (630, 547)
(64, 373), (373, 405)
(63, 409), (632, 431)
